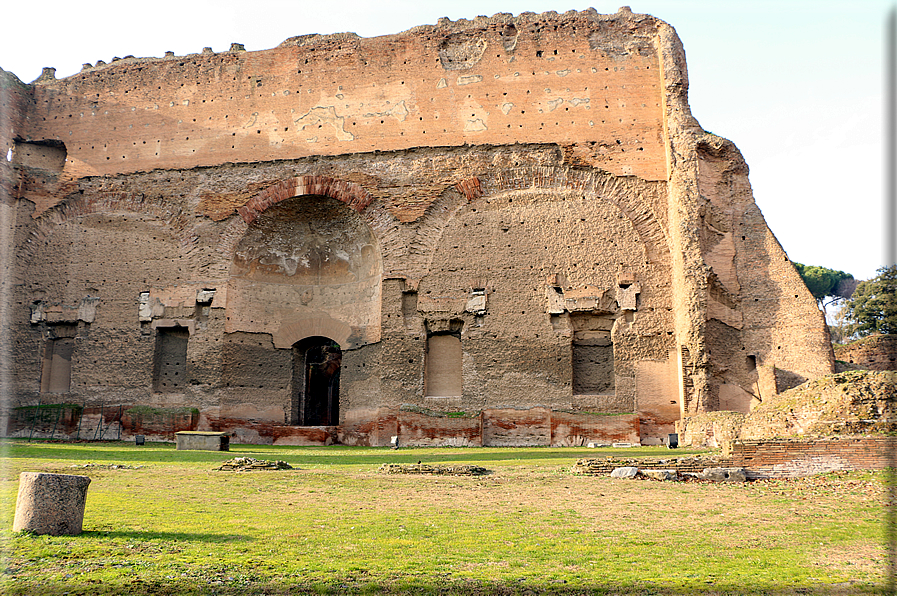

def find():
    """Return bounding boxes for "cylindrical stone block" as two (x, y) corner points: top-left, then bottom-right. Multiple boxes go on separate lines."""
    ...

(13, 472), (91, 536)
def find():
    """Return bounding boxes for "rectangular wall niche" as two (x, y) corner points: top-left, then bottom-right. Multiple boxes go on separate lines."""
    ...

(571, 313), (615, 395)
(40, 324), (77, 393)
(425, 334), (463, 397)
(152, 327), (189, 392)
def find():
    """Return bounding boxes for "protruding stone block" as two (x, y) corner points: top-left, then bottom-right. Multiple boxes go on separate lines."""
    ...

(176, 431), (229, 451)
(13, 473), (91, 536)
(642, 469), (677, 481)
(610, 466), (639, 478)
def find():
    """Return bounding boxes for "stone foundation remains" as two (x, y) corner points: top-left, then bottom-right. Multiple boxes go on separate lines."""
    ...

(0, 8), (833, 446)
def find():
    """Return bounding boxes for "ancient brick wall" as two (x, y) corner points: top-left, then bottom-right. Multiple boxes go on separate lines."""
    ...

(834, 334), (897, 371)
(0, 8), (834, 446)
(730, 438), (892, 478)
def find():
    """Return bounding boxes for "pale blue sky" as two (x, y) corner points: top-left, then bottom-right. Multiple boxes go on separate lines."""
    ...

(2, 0), (890, 279)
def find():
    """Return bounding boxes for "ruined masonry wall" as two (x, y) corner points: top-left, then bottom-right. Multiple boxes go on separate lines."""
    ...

(19, 10), (666, 217)
(0, 8), (836, 446)
(834, 335), (897, 371)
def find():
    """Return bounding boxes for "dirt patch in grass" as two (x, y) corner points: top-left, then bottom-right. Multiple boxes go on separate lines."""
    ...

(814, 541), (887, 580)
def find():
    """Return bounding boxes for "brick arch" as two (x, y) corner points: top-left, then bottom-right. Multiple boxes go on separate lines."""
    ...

(399, 166), (671, 284)
(217, 176), (403, 277)
(237, 175), (374, 224)
(21, 190), (197, 265)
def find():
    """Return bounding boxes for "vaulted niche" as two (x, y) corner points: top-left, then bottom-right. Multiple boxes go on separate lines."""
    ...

(228, 195), (382, 349)
(227, 195), (380, 423)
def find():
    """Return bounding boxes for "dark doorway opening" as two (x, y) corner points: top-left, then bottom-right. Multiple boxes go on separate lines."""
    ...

(291, 337), (341, 426)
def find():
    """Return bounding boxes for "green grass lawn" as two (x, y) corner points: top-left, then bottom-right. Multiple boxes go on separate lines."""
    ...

(0, 440), (886, 595)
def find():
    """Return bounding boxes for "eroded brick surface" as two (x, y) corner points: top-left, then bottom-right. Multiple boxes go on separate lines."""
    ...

(0, 8), (833, 446)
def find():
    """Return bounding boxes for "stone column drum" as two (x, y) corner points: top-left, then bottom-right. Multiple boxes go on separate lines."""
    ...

(13, 472), (91, 536)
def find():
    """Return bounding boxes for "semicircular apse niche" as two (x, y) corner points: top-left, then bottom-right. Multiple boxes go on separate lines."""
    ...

(227, 195), (382, 350)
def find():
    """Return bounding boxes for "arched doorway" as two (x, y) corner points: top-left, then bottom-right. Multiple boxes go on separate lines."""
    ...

(291, 337), (341, 426)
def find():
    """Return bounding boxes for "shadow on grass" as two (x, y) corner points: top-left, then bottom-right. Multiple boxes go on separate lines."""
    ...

(79, 529), (253, 543)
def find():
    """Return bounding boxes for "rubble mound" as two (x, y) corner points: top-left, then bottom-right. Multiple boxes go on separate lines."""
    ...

(379, 463), (489, 476)
(217, 457), (293, 471)
(740, 370), (896, 439)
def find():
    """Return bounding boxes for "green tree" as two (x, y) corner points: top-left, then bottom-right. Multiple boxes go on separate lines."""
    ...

(793, 263), (854, 305)
(842, 265), (897, 337)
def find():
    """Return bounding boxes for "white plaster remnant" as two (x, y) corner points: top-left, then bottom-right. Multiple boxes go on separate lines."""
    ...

(77, 297), (100, 323)
(457, 75), (483, 86)
(363, 100), (410, 122)
(500, 102), (514, 115)
(294, 106), (354, 141)
(546, 286), (565, 315)
(569, 98), (590, 107)
(464, 118), (487, 132)
(30, 302), (44, 324)
(196, 289), (216, 304)
(465, 291), (487, 315)
(138, 292), (152, 322)
(546, 98), (564, 112)
(436, 78), (447, 89)
(618, 282), (640, 311)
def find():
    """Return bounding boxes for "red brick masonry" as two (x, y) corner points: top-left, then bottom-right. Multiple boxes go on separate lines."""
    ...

(730, 437), (893, 478)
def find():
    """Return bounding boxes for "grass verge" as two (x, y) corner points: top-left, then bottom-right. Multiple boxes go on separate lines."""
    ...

(0, 440), (886, 594)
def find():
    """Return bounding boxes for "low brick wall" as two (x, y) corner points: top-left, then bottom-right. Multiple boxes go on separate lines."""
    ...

(730, 437), (893, 478)
(338, 407), (642, 447)
(397, 411), (481, 447)
(550, 411), (640, 447)
(272, 425), (338, 446)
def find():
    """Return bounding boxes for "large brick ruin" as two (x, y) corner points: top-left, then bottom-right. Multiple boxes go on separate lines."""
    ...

(0, 8), (833, 446)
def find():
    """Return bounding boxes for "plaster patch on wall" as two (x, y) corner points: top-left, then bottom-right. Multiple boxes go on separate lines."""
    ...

(294, 106), (354, 141)
(464, 118), (487, 132)
(546, 98), (564, 112)
(363, 100), (409, 123)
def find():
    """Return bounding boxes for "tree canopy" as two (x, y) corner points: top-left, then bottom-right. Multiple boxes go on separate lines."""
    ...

(842, 265), (897, 337)
(793, 263), (854, 304)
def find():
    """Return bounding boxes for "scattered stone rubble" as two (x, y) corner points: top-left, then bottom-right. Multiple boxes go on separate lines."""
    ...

(71, 463), (142, 470)
(379, 463), (489, 476)
(607, 465), (747, 482)
(572, 455), (726, 475)
(217, 457), (293, 471)
(574, 456), (748, 482)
